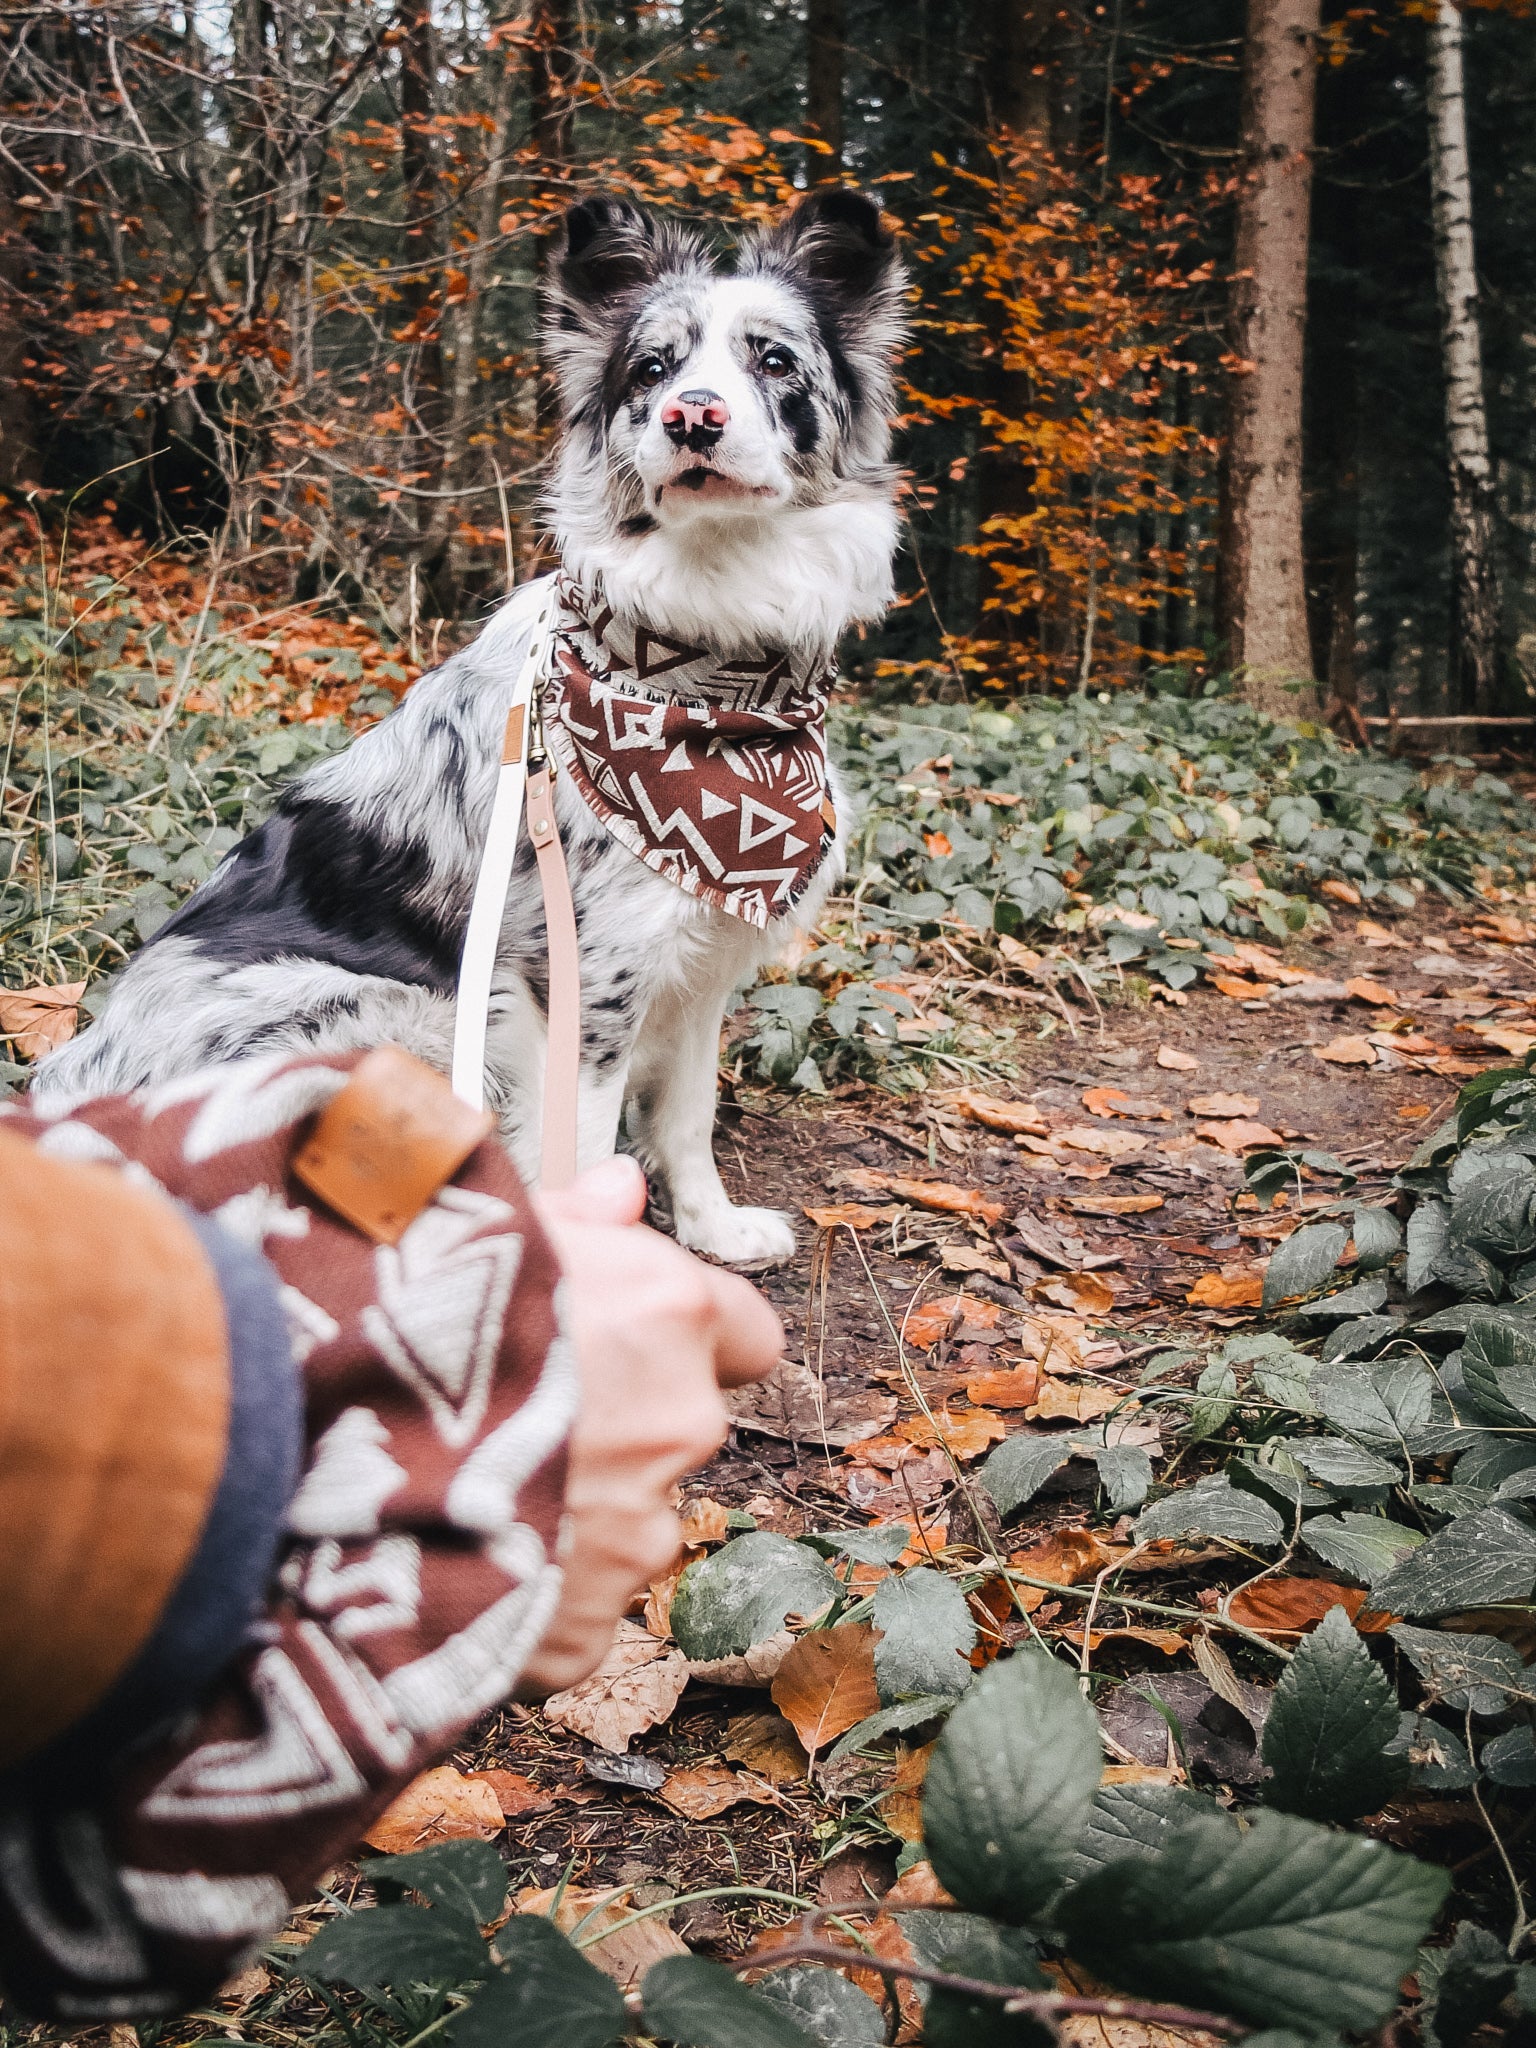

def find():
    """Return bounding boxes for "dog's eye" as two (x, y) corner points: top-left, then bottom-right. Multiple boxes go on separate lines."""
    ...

(759, 347), (795, 380)
(635, 356), (668, 387)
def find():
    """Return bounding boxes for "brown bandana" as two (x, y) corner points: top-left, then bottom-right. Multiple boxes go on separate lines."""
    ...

(544, 573), (837, 929)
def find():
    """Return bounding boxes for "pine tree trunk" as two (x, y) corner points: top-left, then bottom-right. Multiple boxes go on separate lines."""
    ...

(1216, 0), (1320, 716)
(399, 0), (445, 513)
(806, 0), (845, 179)
(1426, 0), (1501, 713)
(531, 0), (574, 443)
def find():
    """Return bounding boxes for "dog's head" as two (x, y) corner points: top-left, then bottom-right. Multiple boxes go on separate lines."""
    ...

(544, 188), (905, 539)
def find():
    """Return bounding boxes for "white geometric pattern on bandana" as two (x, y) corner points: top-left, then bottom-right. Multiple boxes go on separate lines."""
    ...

(545, 572), (837, 928)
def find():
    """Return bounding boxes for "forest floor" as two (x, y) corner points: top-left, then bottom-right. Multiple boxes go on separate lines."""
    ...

(156, 889), (1535, 2048)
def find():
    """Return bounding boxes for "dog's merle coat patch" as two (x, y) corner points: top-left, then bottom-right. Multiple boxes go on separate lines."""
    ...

(32, 188), (906, 1264)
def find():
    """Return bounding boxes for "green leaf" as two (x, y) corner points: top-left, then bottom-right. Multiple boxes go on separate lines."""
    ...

(1422, 1920), (1517, 2048)
(1263, 1222), (1349, 1312)
(1351, 1205), (1403, 1272)
(1292, 1438), (1403, 1489)
(752, 1968), (885, 2047)
(1085, 1440), (1152, 1511)
(1261, 1606), (1405, 1821)
(1063, 1781), (1208, 1888)
(670, 1534), (840, 1660)
(1310, 1358), (1433, 1455)
(826, 1695), (956, 1764)
(873, 1568), (976, 1703)
(1132, 1474), (1285, 1547)
(1481, 1725), (1536, 1786)
(923, 1924), (1053, 2048)
(1186, 1361), (1238, 1443)
(1372, 1505), (1536, 1616)
(1386, 1711), (1479, 1791)
(979, 1434), (1075, 1518)
(1299, 1512), (1424, 1585)
(1460, 1312), (1536, 1425)
(367, 1841), (509, 1925)
(922, 1649), (1103, 1923)
(1449, 1156), (1536, 1260)
(304, 1903), (488, 1992)
(1057, 1809), (1451, 2036)
(641, 1955), (822, 2048)
(805, 1525), (910, 1566)
(452, 1921), (628, 2048)
(1389, 1623), (1536, 1714)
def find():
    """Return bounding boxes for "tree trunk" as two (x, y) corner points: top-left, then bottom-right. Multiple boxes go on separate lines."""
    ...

(398, 0), (445, 510)
(1216, 0), (1320, 716)
(0, 162), (40, 494)
(530, 0), (574, 443)
(1426, 0), (1501, 713)
(805, 0), (845, 179)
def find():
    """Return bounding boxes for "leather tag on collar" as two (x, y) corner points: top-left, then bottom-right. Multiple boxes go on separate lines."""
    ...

(293, 1046), (494, 1244)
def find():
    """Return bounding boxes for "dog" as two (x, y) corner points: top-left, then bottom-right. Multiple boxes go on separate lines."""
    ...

(31, 187), (906, 1265)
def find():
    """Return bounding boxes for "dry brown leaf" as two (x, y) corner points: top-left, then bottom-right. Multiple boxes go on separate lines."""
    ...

(1065, 1192), (1165, 1217)
(363, 1765), (503, 1853)
(803, 1202), (890, 1231)
(687, 1629), (797, 1688)
(1082, 1086), (1174, 1121)
(1057, 1623), (1187, 1657)
(1193, 1117), (1286, 1153)
(679, 1497), (730, 1546)
(517, 1885), (686, 1988)
(658, 1764), (779, 1819)
(943, 1086), (1049, 1135)
(1319, 878), (1362, 906)
(844, 1167), (1007, 1224)
(1467, 912), (1533, 945)
(466, 1769), (562, 1820)
(1102, 1763), (1185, 1786)
(1211, 973), (1267, 1000)
(876, 1742), (934, 1842)
(1009, 1525), (1129, 1585)
(726, 1361), (896, 1448)
(1226, 1578), (1396, 1637)
(903, 1298), (958, 1350)
(1056, 1125), (1147, 1160)
(218, 1962), (272, 2009)
(1032, 1270), (1116, 1316)
(1186, 1266), (1265, 1309)
(723, 1710), (809, 1783)
(965, 1363), (1043, 1409)
(1186, 1091), (1260, 1118)
(896, 1406), (1008, 1459)
(1357, 917), (1407, 948)
(1314, 1035), (1377, 1066)
(1028, 1377), (1121, 1423)
(1081, 1085), (1129, 1117)
(1155, 1044), (1200, 1071)
(884, 1859), (956, 1909)
(770, 1623), (882, 1754)
(0, 979), (86, 1061)
(1345, 976), (1398, 1008)
(939, 1242), (1012, 1281)
(1472, 1022), (1536, 1058)
(541, 1620), (690, 1751)
(643, 1548), (700, 1639)
(1398, 1102), (1434, 1121)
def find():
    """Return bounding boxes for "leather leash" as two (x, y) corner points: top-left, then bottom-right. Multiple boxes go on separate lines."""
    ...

(450, 585), (581, 1190)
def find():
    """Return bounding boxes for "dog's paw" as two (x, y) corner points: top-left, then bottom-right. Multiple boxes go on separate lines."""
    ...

(675, 1202), (797, 1268)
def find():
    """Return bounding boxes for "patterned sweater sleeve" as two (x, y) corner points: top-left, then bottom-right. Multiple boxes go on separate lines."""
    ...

(0, 1052), (575, 2021)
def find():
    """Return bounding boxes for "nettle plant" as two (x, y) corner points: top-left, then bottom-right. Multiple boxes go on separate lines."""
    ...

(298, 1651), (1452, 2048)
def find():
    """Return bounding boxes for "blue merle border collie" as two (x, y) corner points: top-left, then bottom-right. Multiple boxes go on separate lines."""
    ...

(32, 188), (906, 1264)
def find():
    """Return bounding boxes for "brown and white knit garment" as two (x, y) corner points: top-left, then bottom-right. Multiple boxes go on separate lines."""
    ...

(545, 573), (837, 929)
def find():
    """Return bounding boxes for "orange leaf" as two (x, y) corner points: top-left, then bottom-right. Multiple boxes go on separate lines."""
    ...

(803, 1202), (889, 1231)
(467, 1769), (560, 1820)
(1065, 1192), (1165, 1216)
(924, 831), (952, 857)
(1054, 1125), (1146, 1160)
(0, 979), (86, 1061)
(1032, 1271), (1116, 1315)
(658, 1764), (778, 1819)
(896, 1406), (1007, 1458)
(1226, 1578), (1397, 1638)
(1211, 974), (1266, 1000)
(943, 1087), (1049, 1135)
(1345, 976), (1398, 1009)
(877, 1742), (934, 1841)
(1314, 1035), (1377, 1066)
(1187, 1091), (1260, 1118)
(1194, 1117), (1286, 1152)
(1081, 1085), (1129, 1117)
(1397, 1103), (1433, 1121)
(1186, 1266), (1265, 1309)
(966, 1363), (1043, 1408)
(680, 1497), (730, 1545)
(1319, 878), (1363, 906)
(364, 1765), (503, 1853)
(1009, 1525), (1128, 1585)
(903, 1299), (958, 1351)
(844, 1168), (1006, 1225)
(542, 1620), (690, 1751)
(770, 1623), (882, 1754)
(1028, 1376), (1121, 1422)
(1156, 1045), (1200, 1071)
(1082, 1087), (1173, 1121)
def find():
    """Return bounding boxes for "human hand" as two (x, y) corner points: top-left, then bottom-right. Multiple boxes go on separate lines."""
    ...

(517, 1155), (782, 1696)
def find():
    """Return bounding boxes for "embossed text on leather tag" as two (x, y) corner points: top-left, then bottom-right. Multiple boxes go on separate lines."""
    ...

(293, 1045), (495, 1244)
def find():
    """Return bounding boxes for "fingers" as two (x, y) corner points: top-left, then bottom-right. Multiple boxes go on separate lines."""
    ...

(701, 1267), (784, 1387)
(537, 1153), (648, 1228)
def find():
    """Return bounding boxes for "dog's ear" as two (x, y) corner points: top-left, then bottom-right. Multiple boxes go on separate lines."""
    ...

(757, 188), (900, 305)
(557, 196), (664, 306)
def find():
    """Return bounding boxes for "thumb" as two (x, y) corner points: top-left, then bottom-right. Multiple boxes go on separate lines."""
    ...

(538, 1152), (648, 1227)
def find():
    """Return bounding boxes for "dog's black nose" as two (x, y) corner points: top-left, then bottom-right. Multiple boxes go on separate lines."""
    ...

(662, 389), (729, 451)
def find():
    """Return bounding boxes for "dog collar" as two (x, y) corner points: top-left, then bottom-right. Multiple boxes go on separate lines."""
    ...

(543, 573), (838, 928)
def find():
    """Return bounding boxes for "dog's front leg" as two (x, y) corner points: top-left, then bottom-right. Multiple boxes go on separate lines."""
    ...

(630, 982), (795, 1268)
